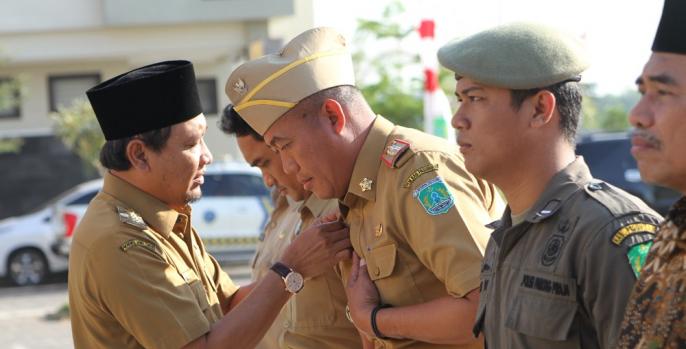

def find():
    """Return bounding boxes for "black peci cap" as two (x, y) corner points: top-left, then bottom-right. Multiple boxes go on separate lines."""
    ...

(652, 0), (686, 54)
(87, 60), (203, 140)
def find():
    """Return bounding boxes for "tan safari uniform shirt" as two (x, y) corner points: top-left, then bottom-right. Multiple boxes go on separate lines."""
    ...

(341, 116), (504, 349)
(252, 193), (301, 349)
(69, 173), (239, 349)
(253, 193), (360, 348)
(474, 157), (662, 349)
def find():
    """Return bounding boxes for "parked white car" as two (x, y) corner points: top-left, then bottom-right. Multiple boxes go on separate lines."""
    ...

(1, 162), (270, 286)
(0, 179), (100, 286)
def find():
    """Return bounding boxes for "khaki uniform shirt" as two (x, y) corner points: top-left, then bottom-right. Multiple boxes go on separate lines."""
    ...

(282, 196), (361, 348)
(253, 194), (360, 348)
(341, 116), (503, 349)
(252, 194), (303, 349)
(474, 157), (662, 349)
(619, 196), (685, 349)
(69, 173), (239, 349)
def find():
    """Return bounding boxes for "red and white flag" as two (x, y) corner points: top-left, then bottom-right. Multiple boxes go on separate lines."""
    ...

(418, 19), (455, 144)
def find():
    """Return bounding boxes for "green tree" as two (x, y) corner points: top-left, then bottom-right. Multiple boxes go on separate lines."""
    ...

(51, 99), (104, 174)
(580, 84), (635, 133)
(353, 1), (424, 129)
(0, 66), (24, 154)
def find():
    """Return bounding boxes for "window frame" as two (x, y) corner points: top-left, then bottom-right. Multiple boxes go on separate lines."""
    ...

(48, 73), (101, 112)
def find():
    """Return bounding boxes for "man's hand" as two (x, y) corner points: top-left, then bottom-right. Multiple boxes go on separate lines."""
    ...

(346, 253), (380, 337)
(280, 220), (351, 279)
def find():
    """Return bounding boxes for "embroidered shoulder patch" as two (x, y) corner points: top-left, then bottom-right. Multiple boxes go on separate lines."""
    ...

(116, 206), (147, 229)
(120, 239), (159, 255)
(381, 139), (410, 168)
(627, 241), (654, 278)
(611, 223), (657, 246)
(413, 176), (454, 215)
(402, 164), (439, 188)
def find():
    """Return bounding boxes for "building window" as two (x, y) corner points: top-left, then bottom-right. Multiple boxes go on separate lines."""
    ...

(0, 77), (21, 119)
(48, 74), (101, 112)
(197, 78), (218, 115)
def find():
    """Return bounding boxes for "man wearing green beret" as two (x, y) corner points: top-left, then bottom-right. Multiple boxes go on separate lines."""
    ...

(226, 27), (504, 348)
(438, 23), (662, 349)
(618, 0), (686, 347)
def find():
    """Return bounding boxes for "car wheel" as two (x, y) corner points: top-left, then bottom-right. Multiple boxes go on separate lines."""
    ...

(7, 248), (49, 286)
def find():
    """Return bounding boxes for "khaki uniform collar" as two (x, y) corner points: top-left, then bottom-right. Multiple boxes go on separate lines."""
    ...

(102, 172), (179, 238)
(301, 193), (329, 219)
(522, 156), (593, 223)
(343, 115), (395, 205)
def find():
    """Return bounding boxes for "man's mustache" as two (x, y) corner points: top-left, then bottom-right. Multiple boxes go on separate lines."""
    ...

(630, 129), (662, 150)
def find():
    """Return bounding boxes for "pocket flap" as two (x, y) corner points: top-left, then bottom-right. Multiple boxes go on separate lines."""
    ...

(367, 244), (397, 280)
(505, 290), (578, 341)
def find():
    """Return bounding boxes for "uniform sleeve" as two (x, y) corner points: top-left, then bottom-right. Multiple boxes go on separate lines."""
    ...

(578, 213), (658, 349)
(88, 232), (211, 349)
(394, 151), (498, 298)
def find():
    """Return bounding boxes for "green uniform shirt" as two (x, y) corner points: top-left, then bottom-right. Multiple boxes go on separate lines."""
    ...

(475, 157), (662, 349)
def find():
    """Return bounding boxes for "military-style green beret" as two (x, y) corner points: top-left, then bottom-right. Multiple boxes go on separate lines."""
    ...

(437, 22), (590, 89)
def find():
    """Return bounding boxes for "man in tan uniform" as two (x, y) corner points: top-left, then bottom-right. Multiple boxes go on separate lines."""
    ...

(226, 28), (503, 348)
(437, 23), (662, 349)
(219, 105), (361, 348)
(619, 0), (686, 347)
(69, 60), (352, 349)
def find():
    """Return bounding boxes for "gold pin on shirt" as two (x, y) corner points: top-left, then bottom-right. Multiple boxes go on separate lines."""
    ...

(375, 224), (383, 238)
(359, 178), (373, 192)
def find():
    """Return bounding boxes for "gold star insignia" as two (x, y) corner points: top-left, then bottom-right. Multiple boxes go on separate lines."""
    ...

(359, 178), (373, 192)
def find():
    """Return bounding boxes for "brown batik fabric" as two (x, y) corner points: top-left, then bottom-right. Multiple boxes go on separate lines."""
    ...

(618, 196), (686, 349)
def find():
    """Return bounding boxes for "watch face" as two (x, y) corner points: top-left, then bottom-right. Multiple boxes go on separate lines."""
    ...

(284, 272), (304, 293)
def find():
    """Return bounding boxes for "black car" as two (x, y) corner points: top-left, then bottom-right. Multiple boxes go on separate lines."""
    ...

(576, 132), (680, 215)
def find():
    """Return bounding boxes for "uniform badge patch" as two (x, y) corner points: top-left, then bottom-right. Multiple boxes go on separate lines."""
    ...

(381, 139), (410, 168)
(627, 241), (654, 277)
(402, 164), (439, 188)
(233, 78), (248, 96)
(413, 176), (454, 215)
(541, 235), (565, 266)
(120, 239), (159, 255)
(116, 206), (147, 229)
(611, 223), (657, 246)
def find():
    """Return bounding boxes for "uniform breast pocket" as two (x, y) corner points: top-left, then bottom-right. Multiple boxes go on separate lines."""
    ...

(367, 244), (397, 281)
(181, 268), (210, 313)
(505, 272), (578, 342)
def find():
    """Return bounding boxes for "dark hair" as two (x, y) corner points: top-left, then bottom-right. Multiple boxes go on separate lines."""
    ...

(218, 104), (263, 141)
(510, 81), (582, 143)
(99, 126), (172, 171)
(303, 85), (362, 110)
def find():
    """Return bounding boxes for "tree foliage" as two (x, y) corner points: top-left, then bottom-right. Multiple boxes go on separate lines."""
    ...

(352, 1), (424, 129)
(581, 84), (637, 132)
(51, 99), (104, 174)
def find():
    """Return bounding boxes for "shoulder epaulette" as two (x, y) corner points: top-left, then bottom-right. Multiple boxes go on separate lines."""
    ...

(381, 139), (411, 168)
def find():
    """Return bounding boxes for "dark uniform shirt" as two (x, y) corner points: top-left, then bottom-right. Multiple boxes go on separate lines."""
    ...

(619, 196), (686, 349)
(474, 157), (662, 349)
(69, 173), (238, 349)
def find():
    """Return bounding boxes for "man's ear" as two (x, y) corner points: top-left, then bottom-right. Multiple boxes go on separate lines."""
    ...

(530, 90), (556, 129)
(320, 98), (346, 134)
(126, 139), (151, 171)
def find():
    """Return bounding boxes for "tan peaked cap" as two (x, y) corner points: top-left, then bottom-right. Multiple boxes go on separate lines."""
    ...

(225, 27), (356, 135)
(438, 22), (590, 89)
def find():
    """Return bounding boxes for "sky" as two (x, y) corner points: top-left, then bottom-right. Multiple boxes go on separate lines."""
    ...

(313, 0), (664, 95)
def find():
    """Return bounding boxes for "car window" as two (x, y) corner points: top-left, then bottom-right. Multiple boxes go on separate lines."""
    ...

(202, 174), (269, 197)
(67, 190), (99, 205)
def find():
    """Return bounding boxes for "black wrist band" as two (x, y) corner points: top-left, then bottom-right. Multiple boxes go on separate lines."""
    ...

(371, 303), (392, 340)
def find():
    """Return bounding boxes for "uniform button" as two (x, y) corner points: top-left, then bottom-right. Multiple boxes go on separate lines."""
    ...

(283, 321), (290, 328)
(375, 267), (380, 276)
(588, 183), (603, 191)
